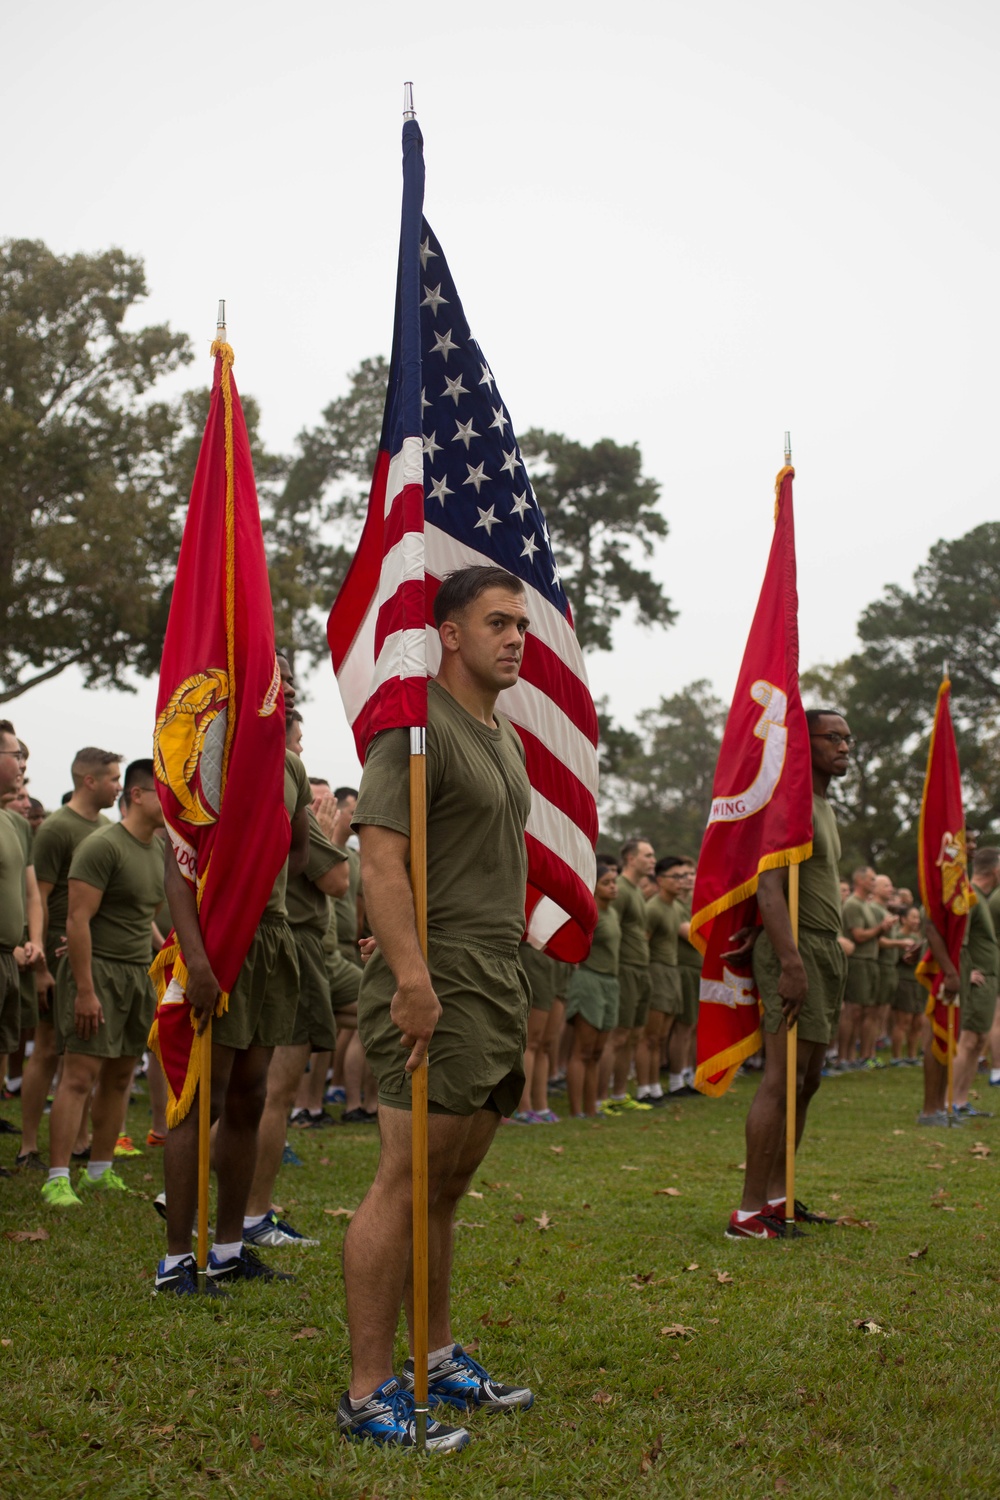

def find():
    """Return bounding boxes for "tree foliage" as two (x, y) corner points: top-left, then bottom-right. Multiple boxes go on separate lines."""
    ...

(0, 238), (193, 702)
(519, 429), (675, 652)
(597, 680), (726, 856)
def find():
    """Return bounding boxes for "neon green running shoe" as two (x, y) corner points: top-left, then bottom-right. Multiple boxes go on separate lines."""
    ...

(77, 1167), (130, 1194)
(612, 1095), (653, 1112)
(41, 1176), (83, 1209)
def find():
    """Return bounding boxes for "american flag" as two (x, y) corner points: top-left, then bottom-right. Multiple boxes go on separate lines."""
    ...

(327, 118), (598, 961)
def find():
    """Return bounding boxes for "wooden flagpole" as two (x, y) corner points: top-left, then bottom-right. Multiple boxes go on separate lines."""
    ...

(946, 999), (956, 1120)
(409, 725), (430, 1449)
(783, 433), (798, 1233)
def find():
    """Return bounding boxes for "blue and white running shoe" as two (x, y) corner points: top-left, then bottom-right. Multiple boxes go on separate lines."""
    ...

(402, 1345), (534, 1412)
(243, 1211), (319, 1248)
(336, 1377), (470, 1450)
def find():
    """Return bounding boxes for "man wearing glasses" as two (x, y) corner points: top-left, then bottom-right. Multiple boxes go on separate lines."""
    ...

(0, 721), (28, 1164)
(726, 711), (852, 1239)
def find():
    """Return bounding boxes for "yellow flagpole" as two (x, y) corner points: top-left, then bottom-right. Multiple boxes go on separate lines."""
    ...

(409, 726), (430, 1451)
(783, 433), (799, 1234)
(196, 1021), (212, 1280)
(946, 999), (956, 1118)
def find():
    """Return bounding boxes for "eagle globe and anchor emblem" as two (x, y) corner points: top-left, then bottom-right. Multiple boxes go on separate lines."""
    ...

(153, 659), (281, 828)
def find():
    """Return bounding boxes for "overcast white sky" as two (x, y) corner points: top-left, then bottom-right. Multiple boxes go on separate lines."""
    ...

(4, 0), (998, 807)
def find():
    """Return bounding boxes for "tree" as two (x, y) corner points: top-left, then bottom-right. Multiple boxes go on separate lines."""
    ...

(801, 521), (1000, 883)
(0, 238), (193, 703)
(598, 681), (727, 855)
(519, 429), (675, 652)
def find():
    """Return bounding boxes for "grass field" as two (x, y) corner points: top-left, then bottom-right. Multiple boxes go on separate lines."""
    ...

(1, 1066), (997, 1499)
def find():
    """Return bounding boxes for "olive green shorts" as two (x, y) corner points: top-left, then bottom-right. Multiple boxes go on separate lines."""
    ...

(565, 966), (619, 1032)
(0, 952), (20, 1053)
(290, 928), (337, 1051)
(358, 933), (529, 1117)
(961, 968), (998, 1036)
(519, 943), (555, 1014)
(327, 949), (362, 1010)
(893, 975), (927, 1016)
(678, 966), (701, 1028)
(19, 962), (39, 1030)
(213, 918), (299, 1051)
(845, 956), (879, 1007)
(551, 961), (573, 1004)
(877, 964), (899, 1008)
(754, 927), (847, 1046)
(617, 962), (652, 1029)
(55, 955), (155, 1059)
(649, 961), (683, 1016)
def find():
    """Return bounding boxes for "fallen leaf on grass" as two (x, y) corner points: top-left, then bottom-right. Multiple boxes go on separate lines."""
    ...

(970, 1142), (991, 1158)
(654, 1187), (681, 1197)
(852, 1318), (887, 1335)
(630, 1272), (655, 1287)
(706, 1317), (720, 1324)
(892, 1129), (905, 1136)
(151, 1424), (176, 1436)
(731, 1162), (746, 1171)
(715, 1271), (734, 1284)
(464, 1338), (480, 1353)
(683, 1262), (700, 1272)
(323, 1207), (355, 1220)
(592, 1390), (614, 1405)
(318, 1157), (330, 1166)
(549, 1146), (564, 1155)
(554, 1290), (567, 1304)
(512, 1213), (526, 1225)
(834, 1216), (877, 1231)
(907, 1246), (928, 1261)
(925, 1162), (945, 1171)
(660, 1324), (696, 1340)
(454, 1219), (486, 1229)
(830, 1193), (842, 1202)
(3, 1227), (49, 1243)
(466, 1190), (484, 1199)
(0, 1339), (11, 1348)
(249, 1434), (265, 1452)
(143, 1172), (154, 1181)
(292, 1327), (320, 1341)
(512, 1191), (523, 1201)
(534, 1211), (552, 1231)
(639, 1433), (664, 1474)
(775, 1478), (792, 1493)
(620, 1165), (640, 1172)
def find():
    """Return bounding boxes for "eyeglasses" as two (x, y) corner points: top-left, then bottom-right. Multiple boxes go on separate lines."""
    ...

(0, 750), (27, 763)
(810, 733), (855, 748)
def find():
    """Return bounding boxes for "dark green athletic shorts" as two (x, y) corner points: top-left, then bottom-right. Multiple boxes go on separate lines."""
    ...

(755, 927), (847, 1046)
(290, 928), (337, 1051)
(55, 955), (155, 1059)
(845, 956), (879, 1008)
(214, 918), (299, 1051)
(617, 962), (651, 1029)
(565, 966), (619, 1032)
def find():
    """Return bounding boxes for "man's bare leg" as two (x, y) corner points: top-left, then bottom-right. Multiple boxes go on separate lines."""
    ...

(952, 1029), (985, 1108)
(90, 1055), (138, 1162)
(837, 1002), (860, 1064)
(740, 1028), (821, 1211)
(147, 1051), (168, 1138)
(246, 1042), (310, 1218)
(531, 1001), (564, 1113)
(294, 1050), (330, 1114)
(517, 1008), (547, 1114)
(47, 1054), (100, 1168)
(20, 1016), (59, 1155)
(610, 1027), (641, 1096)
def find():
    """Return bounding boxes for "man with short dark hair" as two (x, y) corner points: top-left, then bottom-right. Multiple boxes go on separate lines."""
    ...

(339, 565), (535, 1451)
(21, 747), (121, 1165)
(643, 856), (693, 1102)
(726, 710), (851, 1239)
(600, 838), (655, 1113)
(836, 865), (894, 1067)
(0, 720), (28, 1164)
(41, 760), (165, 1206)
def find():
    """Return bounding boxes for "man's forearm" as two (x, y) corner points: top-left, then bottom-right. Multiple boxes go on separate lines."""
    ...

(756, 877), (799, 965)
(25, 873), (43, 950)
(66, 914), (95, 996)
(361, 858), (429, 988)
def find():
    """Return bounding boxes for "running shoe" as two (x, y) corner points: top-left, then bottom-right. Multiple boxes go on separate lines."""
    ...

(342, 1107), (378, 1124)
(764, 1199), (834, 1225)
(336, 1377), (470, 1450)
(153, 1254), (228, 1298)
(205, 1244), (295, 1284)
(281, 1143), (304, 1167)
(146, 1130), (167, 1148)
(71, 1145), (91, 1162)
(15, 1150), (46, 1172)
(596, 1099), (621, 1117)
(41, 1176), (83, 1208)
(611, 1095), (653, 1112)
(917, 1110), (964, 1127)
(534, 1109), (560, 1124)
(510, 1110), (543, 1124)
(402, 1345), (534, 1413)
(724, 1210), (789, 1240)
(114, 1135), (143, 1157)
(667, 1085), (700, 1099)
(325, 1085), (347, 1105)
(0, 1116), (18, 1135)
(78, 1166), (130, 1194)
(243, 1211), (319, 1249)
(953, 1103), (993, 1118)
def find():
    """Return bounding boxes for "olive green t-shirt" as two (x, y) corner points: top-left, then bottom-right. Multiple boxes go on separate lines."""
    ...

(335, 845), (362, 961)
(676, 899), (703, 972)
(614, 874), (649, 967)
(8, 811), (32, 936)
(646, 894), (681, 966)
(585, 905), (621, 975)
(68, 822), (166, 965)
(286, 813), (346, 934)
(989, 885), (1000, 934)
(843, 895), (880, 960)
(797, 796), (842, 935)
(0, 809), (26, 950)
(264, 752), (313, 920)
(33, 806), (112, 939)
(353, 680), (531, 950)
(967, 890), (998, 977)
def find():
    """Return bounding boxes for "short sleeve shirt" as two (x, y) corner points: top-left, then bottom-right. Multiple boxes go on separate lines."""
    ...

(263, 752), (313, 920)
(968, 891), (998, 977)
(676, 899), (703, 972)
(646, 895), (680, 966)
(614, 875), (649, 967)
(32, 807), (112, 936)
(68, 822), (166, 964)
(286, 813), (346, 933)
(353, 680), (531, 950)
(585, 905), (621, 975)
(797, 796), (843, 935)
(0, 809), (26, 949)
(843, 895), (879, 960)
(335, 846), (362, 949)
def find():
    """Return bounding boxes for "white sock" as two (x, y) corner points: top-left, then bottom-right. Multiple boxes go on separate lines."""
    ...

(636, 1085), (651, 1099)
(348, 1388), (377, 1410)
(87, 1160), (112, 1179)
(47, 1167), (70, 1182)
(648, 1083), (664, 1099)
(160, 1251), (192, 1272)
(427, 1342), (454, 1370)
(735, 1207), (760, 1223)
(669, 1073), (684, 1092)
(211, 1239), (243, 1263)
(991, 1069), (1000, 1084)
(767, 1195), (785, 1207)
(244, 1213), (268, 1230)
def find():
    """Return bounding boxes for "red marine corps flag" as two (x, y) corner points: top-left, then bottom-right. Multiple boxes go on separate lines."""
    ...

(915, 675), (975, 1063)
(148, 336), (290, 1125)
(690, 467), (814, 1095)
